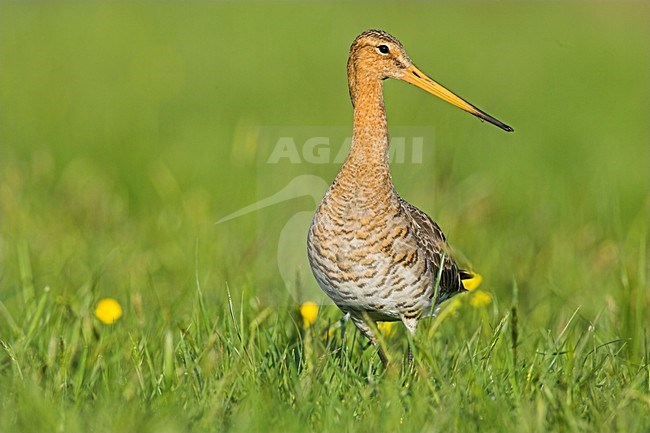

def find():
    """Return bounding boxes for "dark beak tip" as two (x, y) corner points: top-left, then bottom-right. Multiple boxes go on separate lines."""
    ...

(488, 119), (514, 133)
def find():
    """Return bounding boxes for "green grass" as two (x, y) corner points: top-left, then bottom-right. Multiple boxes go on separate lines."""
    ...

(1, 1), (649, 432)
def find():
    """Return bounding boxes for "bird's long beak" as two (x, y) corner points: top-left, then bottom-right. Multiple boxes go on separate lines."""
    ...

(401, 64), (513, 132)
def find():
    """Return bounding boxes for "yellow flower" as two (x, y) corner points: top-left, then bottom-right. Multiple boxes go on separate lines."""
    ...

(300, 301), (319, 329)
(462, 272), (483, 291)
(95, 298), (123, 324)
(377, 321), (397, 338)
(469, 290), (492, 308)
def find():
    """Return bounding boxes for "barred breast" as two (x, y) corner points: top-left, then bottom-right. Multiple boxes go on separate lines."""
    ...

(307, 183), (437, 322)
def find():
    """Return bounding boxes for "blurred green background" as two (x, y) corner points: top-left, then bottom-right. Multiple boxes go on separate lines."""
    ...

(2, 0), (647, 313)
(0, 1), (648, 431)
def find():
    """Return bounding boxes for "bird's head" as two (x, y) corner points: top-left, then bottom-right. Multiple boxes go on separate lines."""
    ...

(348, 29), (413, 81)
(347, 29), (513, 132)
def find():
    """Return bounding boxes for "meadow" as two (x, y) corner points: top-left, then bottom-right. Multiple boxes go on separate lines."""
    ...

(1, 2), (649, 432)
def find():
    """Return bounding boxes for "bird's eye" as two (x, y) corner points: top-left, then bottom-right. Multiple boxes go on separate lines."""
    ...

(377, 45), (390, 54)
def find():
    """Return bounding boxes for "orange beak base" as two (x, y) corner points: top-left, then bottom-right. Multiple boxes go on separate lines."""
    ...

(401, 64), (513, 132)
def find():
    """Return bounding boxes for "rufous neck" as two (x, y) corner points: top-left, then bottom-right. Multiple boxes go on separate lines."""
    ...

(345, 74), (390, 171)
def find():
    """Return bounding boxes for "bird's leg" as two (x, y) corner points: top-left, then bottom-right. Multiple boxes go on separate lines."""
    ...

(334, 312), (350, 339)
(401, 316), (418, 365)
(350, 315), (389, 368)
(378, 346), (389, 368)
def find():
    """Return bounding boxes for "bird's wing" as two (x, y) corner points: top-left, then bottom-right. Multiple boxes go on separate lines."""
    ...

(398, 197), (466, 296)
